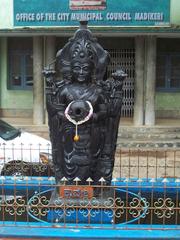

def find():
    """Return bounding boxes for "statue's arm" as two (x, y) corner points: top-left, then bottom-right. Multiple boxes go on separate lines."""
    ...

(46, 84), (67, 119)
(106, 70), (127, 117)
(93, 103), (107, 121)
(92, 90), (107, 121)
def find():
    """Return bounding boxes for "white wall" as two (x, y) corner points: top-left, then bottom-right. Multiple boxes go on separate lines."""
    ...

(0, 0), (13, 29)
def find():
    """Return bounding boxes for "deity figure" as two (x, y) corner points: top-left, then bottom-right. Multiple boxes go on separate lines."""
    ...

(43, 21), (126, 185)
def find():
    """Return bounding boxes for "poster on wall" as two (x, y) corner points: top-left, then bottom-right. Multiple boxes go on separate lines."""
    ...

(69, 0), (106, 10)
(14, 0), (170, 27)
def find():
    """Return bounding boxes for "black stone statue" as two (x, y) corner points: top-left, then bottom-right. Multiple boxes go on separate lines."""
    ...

(43, 21), (126, 185)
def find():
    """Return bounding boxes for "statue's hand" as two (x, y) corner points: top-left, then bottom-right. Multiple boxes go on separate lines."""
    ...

(42, 68), (56, 78)
(42, 68), (56, 87)
(109, 98), (122, 117)
(65, 100), (93, 123)
(92, 113), (98, 122)
(107, 69), (127, 98)
(112, 69), (127, 82)
(57, 111), (65, 120)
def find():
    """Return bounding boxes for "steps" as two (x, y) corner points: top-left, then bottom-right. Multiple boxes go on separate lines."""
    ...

(2, 117), (180, 148)
(117, 126), (180, 148)
(18, 125), (180, 148)
(17, 124), (50, 140)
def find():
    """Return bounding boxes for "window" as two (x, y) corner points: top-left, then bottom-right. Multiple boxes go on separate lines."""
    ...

(8, 38), (33, 90)
(156, 53), (180, 92)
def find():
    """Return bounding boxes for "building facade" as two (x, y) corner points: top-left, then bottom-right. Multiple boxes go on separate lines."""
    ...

(1, 0), (180, 126)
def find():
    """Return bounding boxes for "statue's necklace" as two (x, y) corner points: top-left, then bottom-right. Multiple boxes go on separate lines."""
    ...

(64, 101), (93, 142)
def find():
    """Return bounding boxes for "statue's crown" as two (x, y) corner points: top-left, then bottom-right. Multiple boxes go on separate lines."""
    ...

(56, 21), (110, 81)
(71, 38), (95, 64)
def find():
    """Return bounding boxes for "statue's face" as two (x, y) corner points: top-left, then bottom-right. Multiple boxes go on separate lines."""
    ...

(72, 61), (92, 83)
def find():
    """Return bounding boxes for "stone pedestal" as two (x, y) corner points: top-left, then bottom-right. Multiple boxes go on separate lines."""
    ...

(47, 186), (114, 224)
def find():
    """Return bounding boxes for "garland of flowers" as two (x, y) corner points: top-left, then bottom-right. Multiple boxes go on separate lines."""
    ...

(64, 101), (93, 141)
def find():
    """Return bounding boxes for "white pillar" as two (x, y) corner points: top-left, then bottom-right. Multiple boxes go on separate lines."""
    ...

(0, 38), (7, 116)
(133, 37), (145, 126)
(33, 36), (44, 125)
(45, 36), (56, 66)
(44, 36), (56, 124)
(145, 36), (157, 126)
